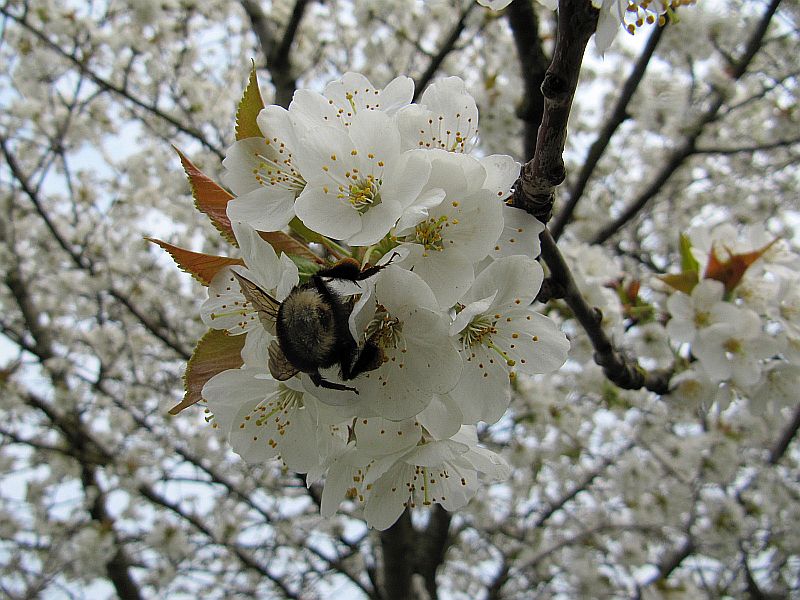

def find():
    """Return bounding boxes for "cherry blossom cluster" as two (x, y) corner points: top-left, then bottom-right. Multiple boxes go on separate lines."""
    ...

(574, 223), (800, 416)
(659, 224), (800, 414)
(200, 73), (569, 529)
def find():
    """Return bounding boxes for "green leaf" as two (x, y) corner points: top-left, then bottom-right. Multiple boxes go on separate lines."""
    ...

(171, 329), (245, 415)
(289, 217), (351, 259)
(235, 61), (265, 141)
(658, 270), (699, 294)
(289, 255), (324, 283)
(289, 216), (328, 244)
(679, 233), (699, 274)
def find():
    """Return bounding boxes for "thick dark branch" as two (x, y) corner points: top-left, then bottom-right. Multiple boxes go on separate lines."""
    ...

(413, 2), (476, 101)
(590, 0), (783, 244)
(240, 0), (277, 62)
(540, 229), (672, 393)
(550, 23), (665, 239)
(270, 0), (309, 108)
(768, 404), (800, 465)
(648, 538), (694, 584)
(417, 506), (452, 600)
(240, 0), (308, 108)
(534, 276), (566, 303)
(510, 0), (598, 222)
(380, 509), (414, 600)
(81, 466), (144, 600)
(506, 0), (550, 161)
(272, 0), (309, 71)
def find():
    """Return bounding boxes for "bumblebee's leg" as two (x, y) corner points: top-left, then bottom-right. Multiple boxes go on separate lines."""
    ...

(309, 370), (360, 394)
(342, 340), (384, 380)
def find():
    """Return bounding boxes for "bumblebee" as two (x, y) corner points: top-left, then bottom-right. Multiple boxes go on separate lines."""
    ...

(232, 258), (386, 393)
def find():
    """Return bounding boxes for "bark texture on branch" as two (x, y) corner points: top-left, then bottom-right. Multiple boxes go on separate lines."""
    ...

(510, 0), (598, 222)
(540, 230), (672, 394)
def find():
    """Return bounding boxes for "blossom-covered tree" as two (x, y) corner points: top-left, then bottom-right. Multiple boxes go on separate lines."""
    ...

(1, 0), (798, 598)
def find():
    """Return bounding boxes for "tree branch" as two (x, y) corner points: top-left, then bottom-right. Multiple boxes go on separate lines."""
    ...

(510, 0), (598, 222)
(380, 509), (415, 600)
(693, 136), (800, 155)
(417, 506), (452, 600)
(646, 537), (694, 584)
(270, 0), (309, 108)
(2, 134), (192, 360)
(540, 229), (672, 393)
(532, 442), (634, 528)
(506, 0), (550, 161)
(0, 7), (224, 158)
(413, 1), (476, 101)
(550, 23), (665, 239)
(590, 0), (783, 244)
(768, 403), (800, 465)
(240, 0), (309, 108)
(81, 465), (145, 600)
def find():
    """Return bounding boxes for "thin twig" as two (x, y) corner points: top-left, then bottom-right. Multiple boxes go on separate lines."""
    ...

(590, 0), (783, 244)
(768, 404), (800, 465)
(540, 229), (672, 393)
(0, 7), (224, 158)
(413, 1), (476, 101)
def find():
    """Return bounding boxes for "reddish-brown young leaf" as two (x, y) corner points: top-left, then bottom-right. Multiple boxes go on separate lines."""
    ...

(258, 231), (323, 264)
(174, 146), (237, 245)
(146, 238), (243, 286)
(171, 329), (245, 415)
(704, 239), (777, 293)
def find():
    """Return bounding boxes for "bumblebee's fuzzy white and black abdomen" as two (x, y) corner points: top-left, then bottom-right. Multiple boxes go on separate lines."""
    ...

(275, 280), (356, 374)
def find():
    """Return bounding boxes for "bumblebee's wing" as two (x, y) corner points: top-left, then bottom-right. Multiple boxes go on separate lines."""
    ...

(231, 270), (280, 335)
(268, 340), (299, 381)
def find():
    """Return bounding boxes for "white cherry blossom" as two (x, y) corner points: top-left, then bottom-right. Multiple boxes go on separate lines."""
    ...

(203, 366), (344, 473)
(397, 76), (479, 153)
(200, 222), (298, 362)
(389, 151), (505, 308)
(665, 279), (733, 345)
(289, 72), (414, 130)
(327, 265), (464, 420)
(450, 256), (570, 424)
(362, 426), (510, 530)
(693, 306), (785, 388)
(292, 111), (440, 245)
(223, 108), (307, 232)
